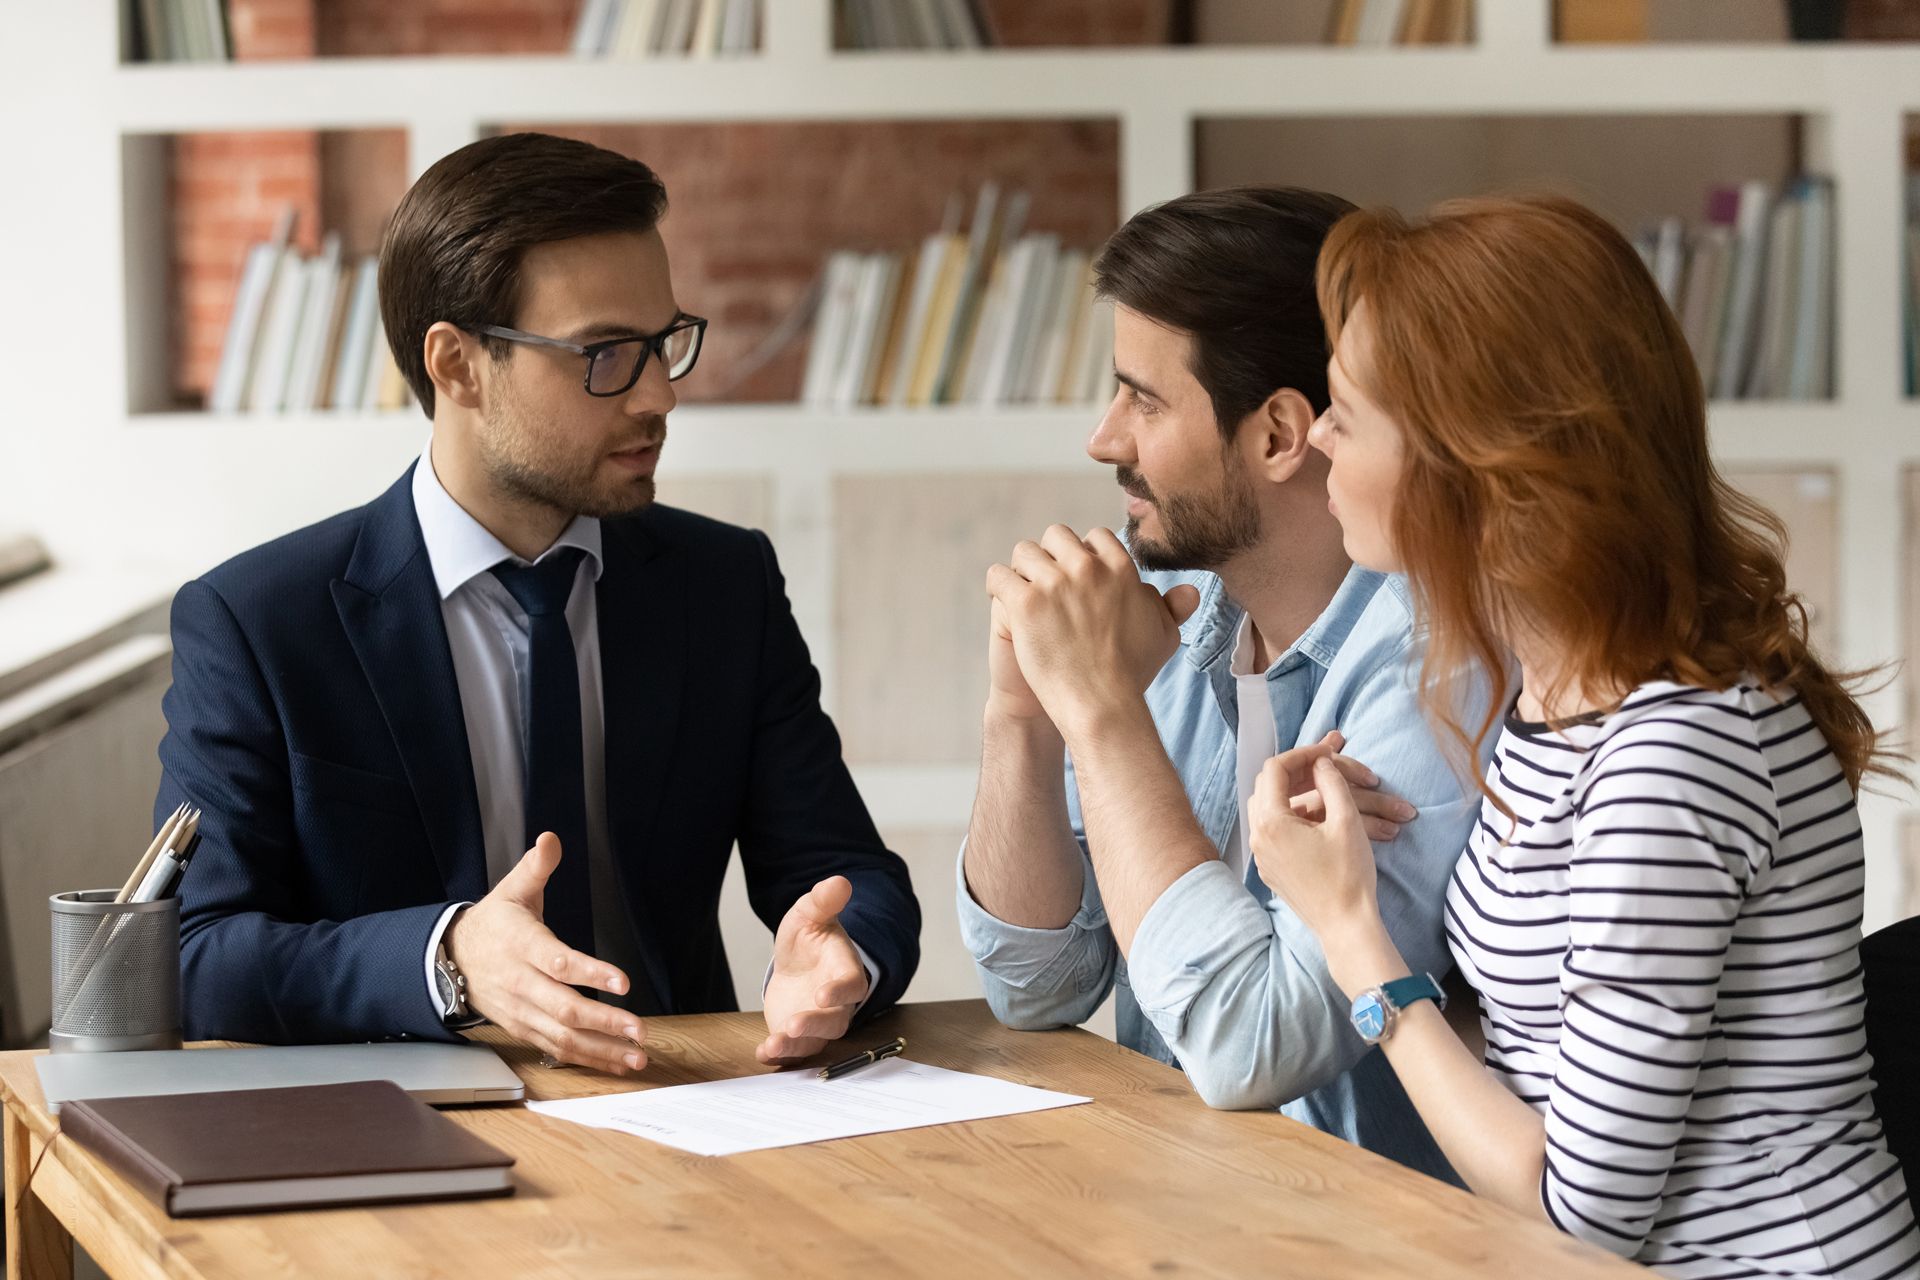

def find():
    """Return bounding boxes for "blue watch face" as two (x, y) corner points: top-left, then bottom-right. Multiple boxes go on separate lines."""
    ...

(1351, 993), (1386, 1040)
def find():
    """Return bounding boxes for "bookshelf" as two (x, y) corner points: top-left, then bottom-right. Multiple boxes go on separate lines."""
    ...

(7, 0), (1920, 976)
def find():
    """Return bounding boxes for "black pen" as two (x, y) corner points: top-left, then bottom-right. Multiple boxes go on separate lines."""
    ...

(818, 1036), (906, 1081)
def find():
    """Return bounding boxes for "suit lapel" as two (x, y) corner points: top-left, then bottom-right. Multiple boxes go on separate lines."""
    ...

(596, 514), (684, 1013)
(332, 466), (489, 902)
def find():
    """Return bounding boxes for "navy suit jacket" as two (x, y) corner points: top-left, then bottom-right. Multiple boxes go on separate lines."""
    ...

(156, 466), (920, 1043)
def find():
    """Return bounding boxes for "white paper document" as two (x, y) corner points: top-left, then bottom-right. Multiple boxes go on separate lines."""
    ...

(527, 1059), (1091, 1156)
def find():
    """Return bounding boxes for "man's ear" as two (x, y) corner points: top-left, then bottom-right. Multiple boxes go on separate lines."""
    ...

(422, 321), (486, 412)
(1242, 387), (1318, 483)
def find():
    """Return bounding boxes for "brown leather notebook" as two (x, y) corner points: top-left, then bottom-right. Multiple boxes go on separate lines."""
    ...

(60, 1079), (515, 1216)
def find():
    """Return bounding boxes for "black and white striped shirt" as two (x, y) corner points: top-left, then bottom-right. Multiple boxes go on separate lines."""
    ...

(1445, 680), (1919, 1279)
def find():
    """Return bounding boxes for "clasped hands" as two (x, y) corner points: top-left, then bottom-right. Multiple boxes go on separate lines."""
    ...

(985, 523), (1416, 944)
(445, 833), (871, 1076)
(982, 524), (1199, 734)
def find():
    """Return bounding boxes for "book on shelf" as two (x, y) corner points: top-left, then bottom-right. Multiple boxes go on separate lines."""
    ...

(329, 259), (382, 414)
(572, 0), (761, 58)
(283, 232), (344, 414)
(1632, 175), (1834, 404)
(801, 187), (1115, 412)
(207, 211), (412, 417)
(839, 0), (995, 50)
(127, 0), (230, 63)
(246, 245), (314, 414)
(1906, 176), (1920, 398)
(208, 206), (294, 414)
(1554, 0), (1647, 43)
(1557, 0), (1912, 42)
(932, 183), (1013, 404)
(1326, 0), (1472, 46)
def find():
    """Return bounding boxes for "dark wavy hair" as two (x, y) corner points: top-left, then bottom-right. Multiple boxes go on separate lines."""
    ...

(1094, 185), (1357, 432)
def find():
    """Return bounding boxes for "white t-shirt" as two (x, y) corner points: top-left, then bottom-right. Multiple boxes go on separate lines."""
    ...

(1226, 612), (1282, 887)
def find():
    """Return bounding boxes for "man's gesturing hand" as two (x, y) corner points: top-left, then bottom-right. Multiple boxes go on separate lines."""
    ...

(443, 832), (647, 1076)
(757, 875), (872, 1066)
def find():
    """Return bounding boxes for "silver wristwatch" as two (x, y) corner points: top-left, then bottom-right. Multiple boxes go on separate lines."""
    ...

(432, 942), (471, 1022)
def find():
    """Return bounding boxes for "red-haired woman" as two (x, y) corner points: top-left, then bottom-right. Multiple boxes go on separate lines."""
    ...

(1248, 194), (1918, 1279)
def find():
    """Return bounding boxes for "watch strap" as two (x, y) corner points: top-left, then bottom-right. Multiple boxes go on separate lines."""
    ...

(1380, 972), (1447, 1016)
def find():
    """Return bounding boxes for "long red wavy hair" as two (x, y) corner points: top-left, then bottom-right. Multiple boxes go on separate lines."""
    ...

(1314, 194), (1896, 795)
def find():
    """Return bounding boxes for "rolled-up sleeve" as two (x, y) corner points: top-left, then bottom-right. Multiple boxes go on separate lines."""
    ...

(955, 837), (1118, 1031)
(1127, 635), (1484, 1112)
(1122, 857), (1355, 1109)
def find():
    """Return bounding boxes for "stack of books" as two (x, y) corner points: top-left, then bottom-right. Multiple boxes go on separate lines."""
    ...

(1326, 0), (1473, 45)
(800, 186), (1114, 411)
(208, 211), (411, 416)
(838, 0), (994, 49)
(127, 0), (231, 61)
(1633, 177), (1835, 403)
(571, 0), (762, 58)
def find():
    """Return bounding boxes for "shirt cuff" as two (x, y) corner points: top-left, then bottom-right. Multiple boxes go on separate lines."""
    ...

(759, 941), (882, 1014)
(952, 836), (1107, 990)
(424, 901), (484, 1029)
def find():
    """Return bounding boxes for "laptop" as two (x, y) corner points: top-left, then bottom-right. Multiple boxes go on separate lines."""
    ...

(36, 1041), (525, 1114)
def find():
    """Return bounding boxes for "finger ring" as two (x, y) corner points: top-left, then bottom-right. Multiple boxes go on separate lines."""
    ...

(538, 1051), (562, 1069)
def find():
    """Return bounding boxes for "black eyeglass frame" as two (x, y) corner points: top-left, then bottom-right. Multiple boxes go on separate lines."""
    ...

(472, 315), (708, 396)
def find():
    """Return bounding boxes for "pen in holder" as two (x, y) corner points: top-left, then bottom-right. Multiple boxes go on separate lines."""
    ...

(49, 801), (199, 1053)
(49, 891), (182, 1053)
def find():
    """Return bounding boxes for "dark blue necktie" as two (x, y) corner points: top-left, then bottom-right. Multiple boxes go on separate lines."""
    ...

(490, 549), (595, 959)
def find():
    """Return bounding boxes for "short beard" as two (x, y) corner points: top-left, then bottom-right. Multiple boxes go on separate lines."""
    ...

(480, 392), (660, 520)
(1120, 460), (1261, 573)
(490, 450), (656, 520)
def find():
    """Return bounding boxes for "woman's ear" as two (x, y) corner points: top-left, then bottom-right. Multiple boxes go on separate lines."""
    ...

(1245, 387), (1319, 483)
(422, 322), (486, 411)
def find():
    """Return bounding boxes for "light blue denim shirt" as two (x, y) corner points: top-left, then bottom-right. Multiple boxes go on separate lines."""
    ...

(956, 565), (1495, 1184)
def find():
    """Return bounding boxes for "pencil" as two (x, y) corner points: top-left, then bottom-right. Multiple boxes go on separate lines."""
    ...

(116, 803), (188, 904)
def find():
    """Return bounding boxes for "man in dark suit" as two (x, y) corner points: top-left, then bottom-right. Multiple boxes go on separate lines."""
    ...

(156, 132), (920, 1075)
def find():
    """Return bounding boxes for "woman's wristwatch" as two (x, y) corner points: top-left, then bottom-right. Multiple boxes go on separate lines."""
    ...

(1349, 973), (1447, 1045)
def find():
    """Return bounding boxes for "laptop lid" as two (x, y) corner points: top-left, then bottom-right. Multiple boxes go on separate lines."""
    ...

(35, 1041), (525, 1114)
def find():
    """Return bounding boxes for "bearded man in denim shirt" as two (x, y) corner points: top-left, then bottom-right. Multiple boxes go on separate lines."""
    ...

(959, 187), (1494, 1183)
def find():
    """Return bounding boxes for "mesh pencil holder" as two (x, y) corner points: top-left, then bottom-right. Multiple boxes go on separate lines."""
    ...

(49, 890), (182, 1053)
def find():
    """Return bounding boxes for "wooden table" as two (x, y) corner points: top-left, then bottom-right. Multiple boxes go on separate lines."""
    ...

(0, 999), (1644, 1279)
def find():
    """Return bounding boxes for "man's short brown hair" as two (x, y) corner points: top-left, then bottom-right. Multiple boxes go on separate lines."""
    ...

(1093, 185), (1356, 436)
(379, 132), (669, 418)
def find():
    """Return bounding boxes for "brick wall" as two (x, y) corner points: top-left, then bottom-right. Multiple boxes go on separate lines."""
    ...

(487, 120), (1120, 402)
(227, 0), (316, 57)
(984, 0), (1172, 46)
(304, 0), (1171, 55)
(317, 0), (578, 56)
(169, 132), (321, 405)
(167, 0), (1133, 407)
(165, 2), (317, 400)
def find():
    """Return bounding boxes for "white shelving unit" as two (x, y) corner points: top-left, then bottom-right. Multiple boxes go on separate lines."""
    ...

(4, 0), (1918, 931)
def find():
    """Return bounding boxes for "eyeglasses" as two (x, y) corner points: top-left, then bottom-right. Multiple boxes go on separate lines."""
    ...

(472, 315), (708, 396)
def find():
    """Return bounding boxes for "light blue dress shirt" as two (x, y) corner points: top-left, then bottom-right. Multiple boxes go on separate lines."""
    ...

(956, 565), (1494, 1183)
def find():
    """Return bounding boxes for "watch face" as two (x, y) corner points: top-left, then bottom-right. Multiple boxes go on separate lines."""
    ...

(1351, 993), (1387, 1041)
